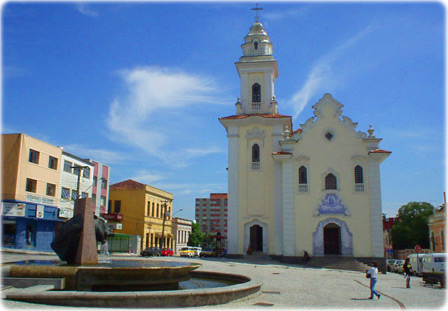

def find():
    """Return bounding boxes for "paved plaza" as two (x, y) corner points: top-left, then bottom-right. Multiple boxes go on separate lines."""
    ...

(1, 251), (446, 310)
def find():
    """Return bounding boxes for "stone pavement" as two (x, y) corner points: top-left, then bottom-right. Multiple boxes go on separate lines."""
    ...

(1, 251), (446, 309)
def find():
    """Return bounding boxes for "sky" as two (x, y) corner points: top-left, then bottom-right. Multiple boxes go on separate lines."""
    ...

(2, 1), (445, 221)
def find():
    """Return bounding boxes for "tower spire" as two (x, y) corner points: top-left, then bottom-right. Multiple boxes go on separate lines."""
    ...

(251, 3), (263, 22)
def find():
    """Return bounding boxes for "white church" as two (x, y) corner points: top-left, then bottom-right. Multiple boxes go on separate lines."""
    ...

(219, 18), (391, 264)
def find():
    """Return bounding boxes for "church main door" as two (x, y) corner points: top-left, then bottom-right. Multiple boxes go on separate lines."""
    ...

(324, 223), (341, 255)
(250, 225), (263, 251)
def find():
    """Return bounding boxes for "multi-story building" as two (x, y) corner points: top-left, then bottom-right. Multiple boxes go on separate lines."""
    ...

(58, 151), (94, 219)
(108, 179), (174, 252)
(172, 217), (192, 255)
(1, 133), (64, 251)
(195, 193), (228, 236)
(89, 160), (110, 217)
(383, 217), (396, 258)
(429, 201), (446, 253)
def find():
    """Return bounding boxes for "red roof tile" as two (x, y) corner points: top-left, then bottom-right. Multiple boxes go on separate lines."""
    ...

(220, 113), (291, 120)
(110, 179), (145, 190)
(272, 152), (292, 155)
(369, 149), (392, 154)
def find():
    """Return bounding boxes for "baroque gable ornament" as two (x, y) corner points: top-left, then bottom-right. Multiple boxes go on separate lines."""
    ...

(246, 127), (266, 146)
(314, 194), (350, 216)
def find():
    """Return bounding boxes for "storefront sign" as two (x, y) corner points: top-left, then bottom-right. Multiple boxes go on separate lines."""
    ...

(58, 208), (72, 219)
(36, 205), (44, 218)
(1, 202), (26, 217)
(106, 223), (123, 230)
(26, 194), (55, 205)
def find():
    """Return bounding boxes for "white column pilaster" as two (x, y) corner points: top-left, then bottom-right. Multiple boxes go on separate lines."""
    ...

(227, 126), (240, 254)
(368, 159), (384, 257)
(282, 159), (296, 256)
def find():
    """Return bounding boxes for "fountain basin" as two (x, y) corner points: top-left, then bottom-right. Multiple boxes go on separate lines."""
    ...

(4, 260), (201, 291)
(3, 270), (262, 308)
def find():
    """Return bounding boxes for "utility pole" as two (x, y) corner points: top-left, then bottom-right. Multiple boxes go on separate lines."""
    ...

(71, 165), (90, 205)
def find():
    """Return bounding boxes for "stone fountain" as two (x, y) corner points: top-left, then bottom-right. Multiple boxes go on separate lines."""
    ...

(2, 198), (262, 307)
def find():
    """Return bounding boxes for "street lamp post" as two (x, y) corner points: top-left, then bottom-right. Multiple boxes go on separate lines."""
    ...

(160, 200), (172, 249)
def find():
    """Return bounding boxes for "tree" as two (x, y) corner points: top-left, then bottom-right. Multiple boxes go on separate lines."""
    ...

(187, 223), (205, 247)
(391, 202), (434, 250)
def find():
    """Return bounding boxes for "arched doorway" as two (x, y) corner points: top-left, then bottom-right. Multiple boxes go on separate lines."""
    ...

(250, 225), (263, 251)
(313, 218), (352, 256)
(323, 223), (341, 255)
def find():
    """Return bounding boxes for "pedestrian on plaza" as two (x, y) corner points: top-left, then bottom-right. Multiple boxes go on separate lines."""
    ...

(303, 250), (310, 263)
(403, 258), (412, 288)
(366, 261), (381, 300)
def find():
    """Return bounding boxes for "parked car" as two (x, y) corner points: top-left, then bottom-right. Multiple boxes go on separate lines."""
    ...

(393, 259), (405, 273)
(422, 253), (446, 273)
(141, 247), (161, 257)
(200, 247), (217, 258)
(161, 248), (174, 256)
(386, 259), (398, 272)
(180, 246), (196, 257)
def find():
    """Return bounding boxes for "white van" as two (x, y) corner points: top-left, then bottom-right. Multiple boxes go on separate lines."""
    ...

(193, 247), (202, 257)
(422, 253), (446, 273)
(407, 254), (424, 276)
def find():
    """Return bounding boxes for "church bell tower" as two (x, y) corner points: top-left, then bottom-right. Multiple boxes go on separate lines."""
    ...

(235, 18), (279, 115)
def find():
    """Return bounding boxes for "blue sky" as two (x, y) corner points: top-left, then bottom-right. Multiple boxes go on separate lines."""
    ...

(2, 1), (445, 220)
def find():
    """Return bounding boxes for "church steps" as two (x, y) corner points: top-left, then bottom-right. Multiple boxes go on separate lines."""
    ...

(304, 256), (371, 272)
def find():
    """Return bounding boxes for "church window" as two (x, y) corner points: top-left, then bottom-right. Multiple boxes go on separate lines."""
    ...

(254, 41), (258, 49)
(299, 166), (308, 192)
(252, 83), (261, 102)
(252, 144), (260, 170)
(325, 173), (337, 190)
(354, 165), (364, 192)
(325, 132), (334, 141)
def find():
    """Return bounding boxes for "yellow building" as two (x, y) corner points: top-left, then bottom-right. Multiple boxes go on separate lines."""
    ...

(108, 179), (174, 251)
(2, 133), (63, 251)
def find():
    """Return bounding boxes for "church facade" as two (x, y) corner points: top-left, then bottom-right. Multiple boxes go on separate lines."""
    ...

(219, 20), (391, 262)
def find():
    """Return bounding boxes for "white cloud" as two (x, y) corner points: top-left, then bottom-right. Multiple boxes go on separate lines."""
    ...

(107, 66), (229, 166)
(287, 24), (375, 120)
(130, 170), (168, 184)
(62, 144), (126, 165)
(263, 6), (311, 21)
(184, 146), (225, 157)
(75, 3), (98, 17)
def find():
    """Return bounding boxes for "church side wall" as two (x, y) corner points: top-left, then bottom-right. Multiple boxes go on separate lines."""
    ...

(293, 107), (374, 257)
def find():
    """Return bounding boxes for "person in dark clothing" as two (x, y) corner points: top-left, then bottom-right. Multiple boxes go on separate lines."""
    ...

(303, 251), (310, 263)
(403, 258), (412, 288)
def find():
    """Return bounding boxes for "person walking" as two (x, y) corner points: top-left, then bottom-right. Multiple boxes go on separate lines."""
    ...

(403, 258), (412, 288)
(366, 261), (381, 299)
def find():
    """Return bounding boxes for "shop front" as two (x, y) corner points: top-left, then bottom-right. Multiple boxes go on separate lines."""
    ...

(1, 200), (63, 252)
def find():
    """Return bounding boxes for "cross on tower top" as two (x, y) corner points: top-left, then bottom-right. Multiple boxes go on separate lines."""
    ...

(251, 3), (263, 22)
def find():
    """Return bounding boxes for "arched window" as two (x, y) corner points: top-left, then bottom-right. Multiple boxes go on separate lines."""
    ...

(442, 230), (445, 251)
(252, 144), (260, 170)
(299, 166), (308, 192)
(325, 173), (337, 190)
(252, 83), (261, 102)
(254, 41), (258, 49)
(354, 165), (363, 183)
(252, 144), (260, 162)
(299, 166), (307, 184)
(431, 232), (436, 251)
